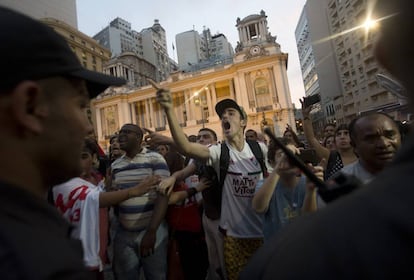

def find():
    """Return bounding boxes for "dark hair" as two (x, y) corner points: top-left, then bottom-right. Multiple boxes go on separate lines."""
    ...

(324, 123), (336, 130)
(245, 129), (258, 137)
(267, 137), (292, 165)
(120, 123), (143, 139)
(335, 124), (349, 134)
(83, 138), (100, 156)
(323, 135), (335, 147)
(199, 128), (218, 141)
(109, 134), (118, 144)
(283, 128), (303, 148)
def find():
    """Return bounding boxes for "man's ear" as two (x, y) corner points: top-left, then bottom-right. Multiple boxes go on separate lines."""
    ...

(10, 81), (49, 135)
(240, 118), (247, 129)
(92, 153), (100, 169)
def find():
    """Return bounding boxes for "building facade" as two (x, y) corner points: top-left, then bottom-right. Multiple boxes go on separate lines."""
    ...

(295, 0), (341, 131)
(92, 11), (296, 150)
(42, 18), (111, 72)
(103, 52), (157, 88)
(93, 18), (176, 83)
(0, 0), (77, 28)
(296, 0), (401, 125)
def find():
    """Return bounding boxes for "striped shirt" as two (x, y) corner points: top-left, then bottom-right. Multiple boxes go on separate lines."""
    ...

(111, 147), (170, 231)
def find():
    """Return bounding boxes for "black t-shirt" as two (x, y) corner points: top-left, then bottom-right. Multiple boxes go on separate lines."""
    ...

(0, 182), (90, 280)
(240, 133), (414, 280)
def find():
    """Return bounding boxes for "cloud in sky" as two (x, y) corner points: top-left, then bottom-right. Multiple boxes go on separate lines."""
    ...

(76, 0), (306, 106)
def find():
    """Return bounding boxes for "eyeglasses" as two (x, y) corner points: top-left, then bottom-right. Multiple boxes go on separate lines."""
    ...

(119, 128), (142, 137)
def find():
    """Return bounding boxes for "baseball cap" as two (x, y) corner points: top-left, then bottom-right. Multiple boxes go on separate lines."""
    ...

(0, 7), (125, 97)
(215, 99), (247, 120)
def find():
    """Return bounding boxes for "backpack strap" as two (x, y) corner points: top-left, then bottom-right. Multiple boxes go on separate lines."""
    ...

(247, 140), (268, 178)
(219, 141), (268, 185)
(219, 143), (230, 188)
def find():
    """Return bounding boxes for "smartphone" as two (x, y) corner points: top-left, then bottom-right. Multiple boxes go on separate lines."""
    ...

(264, 128), (327, 191)
(303, 94), (321, 107)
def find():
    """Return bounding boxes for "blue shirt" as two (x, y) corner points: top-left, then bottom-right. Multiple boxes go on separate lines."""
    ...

(257, 175), (307, 242)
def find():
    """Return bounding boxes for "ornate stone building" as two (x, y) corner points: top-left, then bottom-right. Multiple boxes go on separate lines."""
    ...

(92, 11), (296, 150)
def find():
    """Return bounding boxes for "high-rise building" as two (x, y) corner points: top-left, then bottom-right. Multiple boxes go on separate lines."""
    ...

(296, 0), (400, 124)
(93, 17), (141, 58)
(295, 0), (342, 129)
(176, 28), (234, 71)
(93, 18), (176, 83)
(140, 20), (174, 81)
(0, 0), (77, 28)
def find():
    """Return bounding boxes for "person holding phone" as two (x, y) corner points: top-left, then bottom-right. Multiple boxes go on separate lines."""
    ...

(301, 103), (357, 180)
(252, 138), (323, 242)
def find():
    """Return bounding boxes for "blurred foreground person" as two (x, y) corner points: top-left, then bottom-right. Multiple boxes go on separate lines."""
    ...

(0, 6), (125, 279)
(241, 1), (414, 279)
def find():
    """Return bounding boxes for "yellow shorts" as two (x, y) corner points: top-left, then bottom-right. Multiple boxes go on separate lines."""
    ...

(223, 235), (263, 280)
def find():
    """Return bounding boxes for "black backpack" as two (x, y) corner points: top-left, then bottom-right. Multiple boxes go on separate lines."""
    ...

(198, 140), (268, 220)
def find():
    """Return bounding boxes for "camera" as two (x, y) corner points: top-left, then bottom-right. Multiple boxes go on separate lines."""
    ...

(297, 149), (319, 166)
(303, 94), (321, 107)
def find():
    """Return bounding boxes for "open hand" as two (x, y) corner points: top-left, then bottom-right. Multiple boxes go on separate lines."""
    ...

(157, 176), (176, 196)
(129, 175), (161, 197)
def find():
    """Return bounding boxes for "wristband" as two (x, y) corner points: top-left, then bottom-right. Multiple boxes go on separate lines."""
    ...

(186, 188), (197, 197)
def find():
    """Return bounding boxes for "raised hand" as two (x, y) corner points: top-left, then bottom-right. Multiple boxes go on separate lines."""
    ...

(157, 176), (176, 196)
(305, 159), (325, 191)
(144, 131), (174, 148)
(129, 175), (161, 197)
(195, 177), (212, 192)
(300, 97), (311, 118)
(148, 78), (173, 110)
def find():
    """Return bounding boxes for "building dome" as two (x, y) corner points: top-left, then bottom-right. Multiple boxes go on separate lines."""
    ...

(236, 10), (267, 26)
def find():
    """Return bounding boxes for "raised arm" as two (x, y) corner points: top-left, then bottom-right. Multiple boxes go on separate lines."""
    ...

(252, 168), (280, 213)
(168, 177), (210, 205)
(301, 98), (330, 161)
(99, 175), (160, 208)
(157, 162), (198, 195)
(149, 79), (209, 160)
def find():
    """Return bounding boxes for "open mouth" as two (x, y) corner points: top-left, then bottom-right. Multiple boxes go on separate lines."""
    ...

(223, 121), (230, 130)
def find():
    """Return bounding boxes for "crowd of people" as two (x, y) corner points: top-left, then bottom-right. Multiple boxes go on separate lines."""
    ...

(1, 1), (414, 279)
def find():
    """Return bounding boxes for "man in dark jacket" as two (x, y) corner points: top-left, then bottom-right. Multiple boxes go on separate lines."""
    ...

(0, 7), (124, 279)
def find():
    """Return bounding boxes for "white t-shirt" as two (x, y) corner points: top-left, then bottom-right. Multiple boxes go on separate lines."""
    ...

(53, 177), (101, 269)
(208, 141), (268, 238)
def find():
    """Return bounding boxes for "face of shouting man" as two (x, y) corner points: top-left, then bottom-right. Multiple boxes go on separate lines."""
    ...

(118, 124), (143, 157)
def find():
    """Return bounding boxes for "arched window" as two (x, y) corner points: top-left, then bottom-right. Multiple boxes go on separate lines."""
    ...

(254, 78), (270, 108)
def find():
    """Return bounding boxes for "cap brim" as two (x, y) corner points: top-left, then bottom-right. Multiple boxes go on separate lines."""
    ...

(215, 99), (242, 118)
(69, 68), (126, 98)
